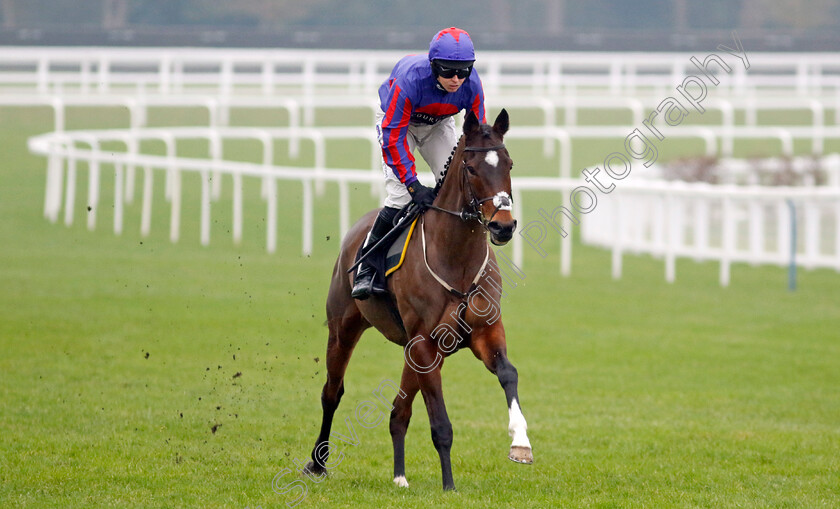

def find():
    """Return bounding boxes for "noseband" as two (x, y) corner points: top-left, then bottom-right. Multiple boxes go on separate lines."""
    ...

(430, 143), (513, 227)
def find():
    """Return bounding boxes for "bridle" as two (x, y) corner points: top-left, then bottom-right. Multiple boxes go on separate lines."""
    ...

(418, 136), (515, 299)
(428, 142), (513, 228)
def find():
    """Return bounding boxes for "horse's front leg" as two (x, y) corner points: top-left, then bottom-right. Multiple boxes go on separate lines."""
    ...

(404, 334), (456, 490)
(471, 322), (534, 464)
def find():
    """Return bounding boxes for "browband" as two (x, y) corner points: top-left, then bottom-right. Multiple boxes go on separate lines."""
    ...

(463, 144), (506, 153)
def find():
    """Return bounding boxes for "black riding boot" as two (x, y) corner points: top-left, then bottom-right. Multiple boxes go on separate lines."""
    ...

(351, 206), (399, 300)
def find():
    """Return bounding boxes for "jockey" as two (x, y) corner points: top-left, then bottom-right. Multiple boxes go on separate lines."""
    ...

(351, 27), (487, 300)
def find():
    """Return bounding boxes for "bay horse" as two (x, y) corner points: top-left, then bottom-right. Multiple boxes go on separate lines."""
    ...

(305, 109), (533, 491)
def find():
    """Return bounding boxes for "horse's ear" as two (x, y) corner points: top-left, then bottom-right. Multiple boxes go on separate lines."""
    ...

(463, 110), (480, 135)
(493, 108), (509, 137)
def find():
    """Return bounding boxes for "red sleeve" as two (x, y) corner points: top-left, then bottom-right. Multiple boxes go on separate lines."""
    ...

(380, 84), (417, 184)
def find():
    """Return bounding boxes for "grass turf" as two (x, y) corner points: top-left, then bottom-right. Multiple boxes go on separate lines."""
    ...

(1, 105), (839, 508)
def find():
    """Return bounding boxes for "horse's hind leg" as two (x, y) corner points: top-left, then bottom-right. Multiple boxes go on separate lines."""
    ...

(390, 362), (420, 488)
(305, 307), (367, 475)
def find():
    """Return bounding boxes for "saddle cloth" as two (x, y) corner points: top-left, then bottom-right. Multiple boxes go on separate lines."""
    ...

(384, 218), (419, 277)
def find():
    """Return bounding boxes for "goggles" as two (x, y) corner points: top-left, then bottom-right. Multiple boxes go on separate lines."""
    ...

(434, 62), (472, 79)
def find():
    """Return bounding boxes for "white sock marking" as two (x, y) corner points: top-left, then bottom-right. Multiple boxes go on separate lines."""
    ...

(393, 475), (409, 488)
(508, 398), (531, 449)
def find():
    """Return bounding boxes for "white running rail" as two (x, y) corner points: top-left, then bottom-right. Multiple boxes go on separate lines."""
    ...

(28, 125), (840, 285)
(4, 47), (840, 96)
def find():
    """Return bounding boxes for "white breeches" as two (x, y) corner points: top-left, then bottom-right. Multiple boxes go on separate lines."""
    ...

(375, 109), (458, 209)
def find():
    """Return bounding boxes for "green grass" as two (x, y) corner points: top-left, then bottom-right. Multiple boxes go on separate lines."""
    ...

(1, 104), (839, 508)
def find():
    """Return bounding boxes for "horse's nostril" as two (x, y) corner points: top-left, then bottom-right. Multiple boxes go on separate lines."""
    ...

(488, 221), (506, 234)
(488, 221), (513, 234)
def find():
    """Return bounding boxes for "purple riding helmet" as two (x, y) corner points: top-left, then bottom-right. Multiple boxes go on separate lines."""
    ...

(428, 27), (476, 76)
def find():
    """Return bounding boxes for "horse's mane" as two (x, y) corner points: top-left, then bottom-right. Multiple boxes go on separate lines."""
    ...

(432, 124), (495, 195)
(433, 135), (462, 195)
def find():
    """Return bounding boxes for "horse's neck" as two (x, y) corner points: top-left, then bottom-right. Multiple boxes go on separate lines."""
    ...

(425, 153), (488, 274)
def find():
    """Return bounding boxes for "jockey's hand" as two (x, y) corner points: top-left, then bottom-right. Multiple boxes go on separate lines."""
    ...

(407, 181), (435, 208)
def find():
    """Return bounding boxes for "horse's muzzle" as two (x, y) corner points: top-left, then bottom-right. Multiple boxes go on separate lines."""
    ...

(488, 220), (517, 246)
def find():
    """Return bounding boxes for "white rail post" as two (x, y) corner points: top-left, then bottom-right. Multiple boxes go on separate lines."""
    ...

(50, 97), (65, 133)
(720, 195), (734, 287)
(164, 134), (181, 243)
(260, 129), (276, 252)
(302, 179), (313, 256)
(44, 142), (64, 222)
(125, 136), (138, 204)
(339, 180), (349, 242)
(141, 165), (153, 237)
(114, 162), (124, 235)
(809, 99), (825, 154)
(265, 176), (277, 253)
(87, 142), (101, 231)
(37, 56), (49, 94)
(97, 54), (109, 93)
(803, 202), (820, 269)
(313, 131), (327, 196)
(560, 189), (572, 277)
(835, 199), (840, 272)
(64, 155), (77, 227)
(261, 60), (274, 96)
(209, 131), (223, 201)
(611, 193), (623, 280)
(217, 96), (230, 128)
(539, 98), (555, 157)
(200, 169), (211, 246)
(40, 104), (64, 220)
(232, 171), (243, 245)
(665, 193), (677, 283)
(558, 130), (572, 179)
(563, 93), (577, 126)
(221, 58), (233, 96)
(693, 196), (709, 261)
(748, 198), (764, 265)
(776, 200), (791, 264)
(719, 99), (735, 157)
(81, 58), (91, 94)
(168, 163), (181, 243)
(287, 99), (301, 158)
(159, 54), (171, 94)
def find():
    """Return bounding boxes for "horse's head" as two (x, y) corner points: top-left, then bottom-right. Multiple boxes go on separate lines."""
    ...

(459, 109), (517, 246)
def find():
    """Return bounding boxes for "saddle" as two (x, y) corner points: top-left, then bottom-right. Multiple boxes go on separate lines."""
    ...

(352, 212), (420, 291)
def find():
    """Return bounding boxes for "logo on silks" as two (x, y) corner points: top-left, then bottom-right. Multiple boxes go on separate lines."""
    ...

(410, 112), (454, 125)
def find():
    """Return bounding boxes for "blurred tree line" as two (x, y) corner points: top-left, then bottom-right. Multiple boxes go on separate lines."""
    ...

(2, 0), (838, 36)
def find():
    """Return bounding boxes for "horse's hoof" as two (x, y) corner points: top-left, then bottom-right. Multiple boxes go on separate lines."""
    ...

(302, 460), (327, 476)
(393, 475), (409, 488)
(508, 445), (533, 464)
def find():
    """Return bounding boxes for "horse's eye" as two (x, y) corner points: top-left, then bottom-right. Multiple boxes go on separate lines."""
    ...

(465, 165), (477, 175)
